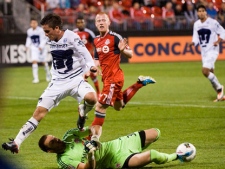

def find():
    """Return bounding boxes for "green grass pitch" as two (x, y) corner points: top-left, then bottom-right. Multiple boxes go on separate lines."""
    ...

(0, 61), (225, 169)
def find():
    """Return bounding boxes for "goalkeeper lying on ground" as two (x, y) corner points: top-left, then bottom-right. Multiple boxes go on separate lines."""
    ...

(38, 126), (185, 169)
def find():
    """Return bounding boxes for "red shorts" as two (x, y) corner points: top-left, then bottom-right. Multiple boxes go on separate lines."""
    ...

(99, 75), (124, 106)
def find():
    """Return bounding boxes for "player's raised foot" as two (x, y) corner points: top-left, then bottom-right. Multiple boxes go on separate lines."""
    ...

(2, 138), (19, 154)
(77, 104), (87, 130)
(138, 75), (156, 86)
(217, 85), (224, 100)
(32, 79), (39, 84)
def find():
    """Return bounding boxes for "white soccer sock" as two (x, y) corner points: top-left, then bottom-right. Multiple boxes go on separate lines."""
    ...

(84, 101), (95, 115)
(44, 62), (50, 78)
(207, 72), (222, 91)
(14, 117), (39, 148)
(32, 63), (39, 80)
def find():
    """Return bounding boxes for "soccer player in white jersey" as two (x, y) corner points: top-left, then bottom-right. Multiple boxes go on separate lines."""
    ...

(26, 18), (51, 83)
(2, 14), (98, 154)
(189, 5), (225, 102)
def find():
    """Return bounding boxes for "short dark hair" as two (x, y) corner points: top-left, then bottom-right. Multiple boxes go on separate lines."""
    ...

(76, 15), (85, 22)
(40, 13), (63, 29)
(30, 17), (38, 22)
(38, 135), (49, 152)
(196, 4), (206, 11)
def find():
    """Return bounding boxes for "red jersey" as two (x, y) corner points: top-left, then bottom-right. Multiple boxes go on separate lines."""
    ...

(94, 31), (125, 82)
(73, 28), (95, 56)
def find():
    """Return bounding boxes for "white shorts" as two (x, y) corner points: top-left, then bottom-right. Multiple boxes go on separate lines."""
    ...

(201, 50), (218, 69)
(31, 47), (48, 62)
(37, 76), (96, 111)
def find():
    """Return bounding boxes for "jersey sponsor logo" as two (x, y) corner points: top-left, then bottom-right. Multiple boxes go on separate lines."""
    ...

(102, 45), (109, 53)
(49, 44), (68, 49)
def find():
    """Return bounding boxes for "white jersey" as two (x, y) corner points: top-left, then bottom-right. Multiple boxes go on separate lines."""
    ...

(192, 17), (225, 54)
(25, 26), (47, 50)
(47, 29), (95, 81)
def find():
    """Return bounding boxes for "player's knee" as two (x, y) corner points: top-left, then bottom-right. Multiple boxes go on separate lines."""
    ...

(153, 128), (160, 142)
(84, 92), (97, 105)
(113, 101), (123, 111)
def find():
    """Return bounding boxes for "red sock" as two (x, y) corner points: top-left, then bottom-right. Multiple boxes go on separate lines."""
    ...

(123, 82), (143, 104)
(91, 111), (105, 126)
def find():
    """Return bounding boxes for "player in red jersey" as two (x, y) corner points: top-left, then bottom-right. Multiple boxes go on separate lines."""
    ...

(74, 16), (101, 97)
(77, 12), (156, 141)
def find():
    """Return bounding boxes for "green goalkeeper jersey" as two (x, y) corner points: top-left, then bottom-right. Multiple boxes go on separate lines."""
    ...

(57, 127), (90, 169)
(57, 127), (142, 169)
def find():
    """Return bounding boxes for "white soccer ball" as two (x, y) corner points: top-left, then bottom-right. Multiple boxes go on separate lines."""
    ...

(176, 142), (196, 162)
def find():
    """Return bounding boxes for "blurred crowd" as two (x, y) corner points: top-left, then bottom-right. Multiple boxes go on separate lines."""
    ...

(2, 0), (225, 31)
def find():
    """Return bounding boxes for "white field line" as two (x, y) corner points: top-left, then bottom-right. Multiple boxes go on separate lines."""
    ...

(2, 96), (225, 109)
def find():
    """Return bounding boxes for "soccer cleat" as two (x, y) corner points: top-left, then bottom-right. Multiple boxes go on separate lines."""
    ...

(2, 138), (19, 154)
(217, 85), (224, 101)
(177, 150), (193, 162)
(138, 75), (156, 86)
(77, 104), (87, 130)
(32, 79), (39, 84)
(213, 95), (225, 102)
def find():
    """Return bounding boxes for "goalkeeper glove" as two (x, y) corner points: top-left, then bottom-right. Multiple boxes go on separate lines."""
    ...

(84, 140), (97, 153)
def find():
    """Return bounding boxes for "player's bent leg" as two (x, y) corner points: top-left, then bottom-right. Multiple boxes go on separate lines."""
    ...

(2, 116), (41, 154)
(83, 92), (97, 106)
(90, 106), (106, 145)
(123, 76), (156, 105)
(113, 100), (124, 111)
(77, 92), (97, 130)
(126, 151), (152, 168)
(2, 106), (49, 154)
(144, 128), (160, 148)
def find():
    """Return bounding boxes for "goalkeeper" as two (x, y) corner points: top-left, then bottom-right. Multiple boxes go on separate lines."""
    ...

(39, 126), (181, 169)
